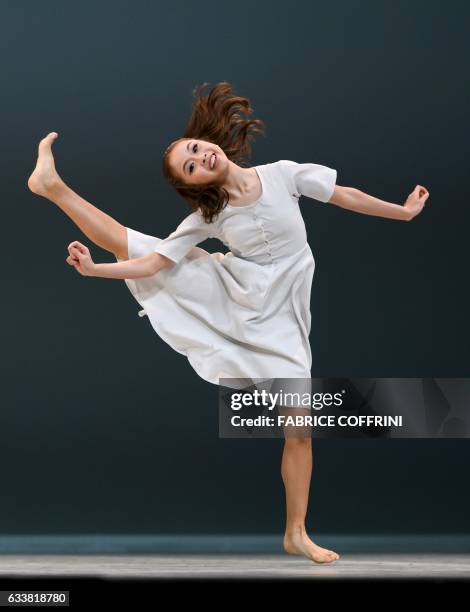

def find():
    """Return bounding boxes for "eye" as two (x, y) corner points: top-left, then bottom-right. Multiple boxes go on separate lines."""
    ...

(186, 142), (198, 174)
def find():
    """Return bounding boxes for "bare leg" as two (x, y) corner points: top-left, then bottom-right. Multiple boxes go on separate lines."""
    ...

(280, 413), (340, 563)
(28, 132), (129, 260)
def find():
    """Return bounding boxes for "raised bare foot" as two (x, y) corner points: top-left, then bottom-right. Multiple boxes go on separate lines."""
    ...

(284, 529), (340, 564)
(28, 132), (63, 197)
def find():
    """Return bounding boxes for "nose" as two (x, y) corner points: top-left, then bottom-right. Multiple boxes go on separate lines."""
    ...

(194, 150), (208, 167)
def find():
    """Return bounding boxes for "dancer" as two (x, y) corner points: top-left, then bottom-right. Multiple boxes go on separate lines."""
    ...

(28, 82), (429, 564)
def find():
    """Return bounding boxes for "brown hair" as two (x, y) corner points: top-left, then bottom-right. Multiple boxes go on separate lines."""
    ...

(162, 81), (265, 223)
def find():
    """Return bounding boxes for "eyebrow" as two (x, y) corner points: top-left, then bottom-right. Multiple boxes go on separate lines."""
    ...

(183, 141), (192, 174)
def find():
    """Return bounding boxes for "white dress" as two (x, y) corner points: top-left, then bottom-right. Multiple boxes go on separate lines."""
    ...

(116, 159), (337, 389)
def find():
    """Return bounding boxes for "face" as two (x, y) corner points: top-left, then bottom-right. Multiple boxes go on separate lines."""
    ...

(168, 138), (229, 186)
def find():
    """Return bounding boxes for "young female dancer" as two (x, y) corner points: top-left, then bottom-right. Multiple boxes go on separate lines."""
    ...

(28, 82), (429, 564)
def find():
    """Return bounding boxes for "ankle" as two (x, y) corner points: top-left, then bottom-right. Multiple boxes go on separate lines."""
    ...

(46, 177), (67, 199)
(285, 524), (307, 537)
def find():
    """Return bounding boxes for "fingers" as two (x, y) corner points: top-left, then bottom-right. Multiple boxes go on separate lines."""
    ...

(69, 246), (85, 260)
(68, 241), (85, 253)
(67, 240), (89, 254)
(418, 187), (429, 202)
(415, 185), (429, 195)
(412, 185), (430, 203)
(66, 241), (91, 276)
(66, 253), (79, 265)
(66, 250), (79, 263)
(65, 254), (83, 275)
(67, 241), (90, 263)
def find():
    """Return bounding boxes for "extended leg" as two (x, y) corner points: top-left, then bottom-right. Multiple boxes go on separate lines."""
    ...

(28, 132), (129, 260)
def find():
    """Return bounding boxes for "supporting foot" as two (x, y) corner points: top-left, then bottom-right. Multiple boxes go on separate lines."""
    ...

(283, 529), (340, 564)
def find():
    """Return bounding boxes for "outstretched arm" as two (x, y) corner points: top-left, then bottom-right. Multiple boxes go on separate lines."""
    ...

(66, 241), (173, 279)
(327, 184), (430, 221)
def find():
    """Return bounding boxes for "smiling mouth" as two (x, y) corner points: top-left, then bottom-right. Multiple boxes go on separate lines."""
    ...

(209, 153), (217, 169)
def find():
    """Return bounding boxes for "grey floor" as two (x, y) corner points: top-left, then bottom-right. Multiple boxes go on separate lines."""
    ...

(0, 554), (469, 579)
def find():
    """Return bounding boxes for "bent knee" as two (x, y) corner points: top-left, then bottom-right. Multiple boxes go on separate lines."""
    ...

(115, 250), (129, 261)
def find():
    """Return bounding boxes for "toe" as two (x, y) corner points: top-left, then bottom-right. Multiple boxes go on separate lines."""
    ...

(39, 132), (58, 150)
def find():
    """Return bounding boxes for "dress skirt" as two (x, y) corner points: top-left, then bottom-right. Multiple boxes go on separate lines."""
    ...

(116, 226), (314, 391)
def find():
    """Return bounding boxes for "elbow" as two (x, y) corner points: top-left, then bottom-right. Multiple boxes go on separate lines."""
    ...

(328, 185), (360, 208)
(147, 252), (172, 276)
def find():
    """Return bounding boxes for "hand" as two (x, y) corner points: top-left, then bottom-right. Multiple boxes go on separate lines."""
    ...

(66, 241), (95, 276)
(404, 185), (430, 220)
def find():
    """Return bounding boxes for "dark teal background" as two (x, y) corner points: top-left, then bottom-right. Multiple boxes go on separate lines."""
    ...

(1, 0), (469, 535)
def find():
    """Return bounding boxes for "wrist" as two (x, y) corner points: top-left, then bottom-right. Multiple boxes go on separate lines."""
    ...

(404, 207), (414, 221)
(87, 262), (99, 277)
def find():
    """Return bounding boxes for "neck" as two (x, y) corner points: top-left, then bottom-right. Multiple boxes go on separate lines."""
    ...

(222, 161), (256, 200)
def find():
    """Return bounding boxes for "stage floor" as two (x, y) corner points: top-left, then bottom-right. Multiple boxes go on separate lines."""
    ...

(0, 554), (469, 580)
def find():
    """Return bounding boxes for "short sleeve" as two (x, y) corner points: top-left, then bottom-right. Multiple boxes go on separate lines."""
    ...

(277, 159), (337, 203)
(153, 210), (214, 264)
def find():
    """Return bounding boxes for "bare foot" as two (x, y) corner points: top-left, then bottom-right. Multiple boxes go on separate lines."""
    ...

(28, 132), (63, 197)
(284, 529), (340, 564)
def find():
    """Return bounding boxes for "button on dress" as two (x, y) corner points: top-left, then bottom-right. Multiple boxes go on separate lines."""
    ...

(115, 160), (337, 388)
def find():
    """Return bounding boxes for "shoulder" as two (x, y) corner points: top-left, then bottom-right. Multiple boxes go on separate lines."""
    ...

(255, 159), (298, 181)
(267, 159), (299, 182)
(271, 159), (298, 172)
(182, 208), (211, 225)
(184, 208), (219, 236)
(267, 159), (299, 189)
(270, 159), (336, 175)
(272, 159), (337, 183)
